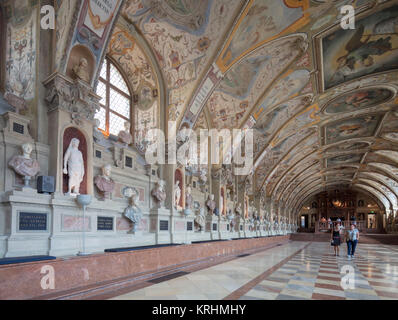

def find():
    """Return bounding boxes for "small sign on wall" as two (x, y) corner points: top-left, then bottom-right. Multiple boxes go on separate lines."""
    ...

(97, 216), (114, 231)
(18, 212), (48, 231)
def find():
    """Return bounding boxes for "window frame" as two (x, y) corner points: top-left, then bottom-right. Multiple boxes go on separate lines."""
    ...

(96, 57), (133, 137)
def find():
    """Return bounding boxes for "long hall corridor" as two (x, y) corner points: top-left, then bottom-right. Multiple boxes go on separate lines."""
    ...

(108, 241), (398, 300)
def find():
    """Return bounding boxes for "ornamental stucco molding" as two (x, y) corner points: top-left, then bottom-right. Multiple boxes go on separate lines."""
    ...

(43, 73), (101, 126)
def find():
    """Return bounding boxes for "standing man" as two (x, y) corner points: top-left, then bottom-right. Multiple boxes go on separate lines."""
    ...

(346, 224), (360, 260)
(63, 138), (85, 196)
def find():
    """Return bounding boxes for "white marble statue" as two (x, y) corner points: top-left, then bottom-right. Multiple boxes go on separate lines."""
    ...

(124, 187), (142, 234)
(185, 186), (193, 211)
(151, 180), (167, 208)
(206, 194), (216, 216)
(63, 138), (85, 196)
(174, 180), (181, 210)
(183, 186), (193, 216)
(94, 164), (115, 200)
(118, 121), (133, 145)
(9, 143), (40, 187)
(220, 193), (224, 215)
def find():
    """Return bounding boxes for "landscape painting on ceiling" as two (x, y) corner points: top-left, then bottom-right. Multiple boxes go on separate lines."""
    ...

(325, 114), (382, 144)
(324, 88), (394, 114)
(322, 5), (398, 90)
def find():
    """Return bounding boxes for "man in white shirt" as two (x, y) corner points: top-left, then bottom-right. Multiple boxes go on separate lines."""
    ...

(345, 224), (360, 260)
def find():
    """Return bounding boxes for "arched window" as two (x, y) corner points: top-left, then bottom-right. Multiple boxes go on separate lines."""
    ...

(95, 58), (131, 136)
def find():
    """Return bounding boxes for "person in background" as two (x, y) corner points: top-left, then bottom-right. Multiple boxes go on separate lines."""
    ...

(331, 223), (342, 256)
(346, 223), (360, 260)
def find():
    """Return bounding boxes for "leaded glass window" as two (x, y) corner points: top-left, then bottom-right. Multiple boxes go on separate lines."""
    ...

(95, 58), (132, 136)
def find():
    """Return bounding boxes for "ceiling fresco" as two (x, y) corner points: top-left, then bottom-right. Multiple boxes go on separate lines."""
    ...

(323, 87), (395, 114)
(321, 5), (398, 91)
(83, 0), (398, 213)
(324, 114), (383, 145)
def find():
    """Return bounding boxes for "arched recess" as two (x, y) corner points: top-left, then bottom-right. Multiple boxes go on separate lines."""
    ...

(278, 165), (321, 202)
(267, 137), (320, 197)
(281, 171), (323, 205)
(292, 185), (386, 218)
(258, 133), (318, 193)
(96, 16), (167, 135)
(287, 178), (328, 210)
(277, 161), (319, 197)
(374, 150), (398, 165)
(94, 17), (168, 155)
(355, 179), (397, 210)
(368, 163), (398, 181)
(358, 171), (398, 199)
(353, 184), (391, 212)
(288, 178), (357, 211)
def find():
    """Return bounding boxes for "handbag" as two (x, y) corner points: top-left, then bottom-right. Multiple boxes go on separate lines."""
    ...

(330, 240), (334, 246)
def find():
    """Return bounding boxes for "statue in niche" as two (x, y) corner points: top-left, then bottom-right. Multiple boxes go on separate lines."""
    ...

(95, 164), (115, 200)
(235, 203), (243, 218)
(206, 194), (216, 216)
(195, 207), (206, 231)
(9, 143), (40, 187)
(220, 194), (224, 216)
(185, 186), (193, 210)
(174, 180), (182, 210)
(118, 121), (133, 145)
(73, 58), (90, 83)
(151, 180), (166, 208)
(63, 138), (85, 196)
(124, 187), (142, 234)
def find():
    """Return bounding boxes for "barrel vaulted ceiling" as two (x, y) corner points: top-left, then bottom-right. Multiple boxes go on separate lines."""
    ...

(70, 0), (398, 212)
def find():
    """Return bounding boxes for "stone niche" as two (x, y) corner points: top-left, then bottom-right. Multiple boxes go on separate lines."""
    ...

(63, 127), (88, 195)
(175, 168), (185, 210)
(66, 45), (95, 85)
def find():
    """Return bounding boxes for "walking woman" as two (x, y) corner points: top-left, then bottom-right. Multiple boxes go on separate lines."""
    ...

(331, 223), (342, 256)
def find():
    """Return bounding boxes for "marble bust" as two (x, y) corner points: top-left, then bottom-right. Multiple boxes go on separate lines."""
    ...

(95, 164), (115, 200)
(124, 187), (142, 234)
(9, 143), (40, 187)
(63, 138), (84, 196)
(151, 180), (167, 208)
(118, 121), (133, 145)
(206, 194), (216, 215)
(73, 58), (90, 83)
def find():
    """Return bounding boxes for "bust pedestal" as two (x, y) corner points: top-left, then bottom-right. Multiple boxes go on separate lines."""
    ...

(150, 207), (172, 244)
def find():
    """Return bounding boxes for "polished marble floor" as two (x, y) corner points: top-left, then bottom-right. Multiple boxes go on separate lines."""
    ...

(110, 241), (398, 300)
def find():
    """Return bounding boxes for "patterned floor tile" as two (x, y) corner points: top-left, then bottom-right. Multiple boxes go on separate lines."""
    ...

(111, 241), (398, 301)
